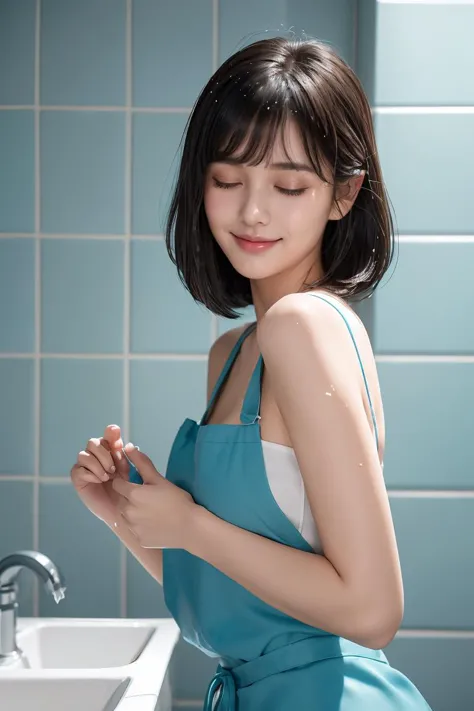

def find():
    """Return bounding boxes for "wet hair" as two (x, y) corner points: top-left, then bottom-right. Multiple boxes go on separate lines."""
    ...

(165, 37), (395, 319)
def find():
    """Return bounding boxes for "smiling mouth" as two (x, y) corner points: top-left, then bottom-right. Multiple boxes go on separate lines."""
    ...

(232, 233), (280, 243)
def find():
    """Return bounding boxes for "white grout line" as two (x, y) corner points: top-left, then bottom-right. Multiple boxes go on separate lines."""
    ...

(119, 0), (133, 620)
(212, 0), (219, 73)
(0, 233), (165, 239)
(397, 235), (474, 243)
(374, 106), (474, 114)
(353, 0), (359, 74)
(4, 104), (474, 114)
(6, 233), (474, 243)
(376, 355), (474, 363)
(32, 0), (42, 619)
(2, 476), (474, 498)
(0, 353), (209, 360)
(4, 352), (474, 363)
(378, 0), (474, 4)
(0, 105), (192, 113)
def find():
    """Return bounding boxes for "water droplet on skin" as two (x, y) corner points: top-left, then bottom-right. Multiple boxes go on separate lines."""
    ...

(359, 462), (364, 467)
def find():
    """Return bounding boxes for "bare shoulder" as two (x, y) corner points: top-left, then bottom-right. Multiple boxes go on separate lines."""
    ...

(257, 290), (385, 462)
(207, 323), (250, 400)
(257, 290), (369, 354)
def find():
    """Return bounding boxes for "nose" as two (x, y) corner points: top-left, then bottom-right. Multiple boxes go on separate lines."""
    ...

(239, 186), (270, 227)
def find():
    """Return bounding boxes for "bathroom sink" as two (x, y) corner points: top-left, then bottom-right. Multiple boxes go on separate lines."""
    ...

(0, 676), (130, 711)
(17, 620), (154, 669)
(0, 618), (180, 711)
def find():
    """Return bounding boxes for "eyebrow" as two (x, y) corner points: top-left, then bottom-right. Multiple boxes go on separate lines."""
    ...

(217, 158), (315, 173)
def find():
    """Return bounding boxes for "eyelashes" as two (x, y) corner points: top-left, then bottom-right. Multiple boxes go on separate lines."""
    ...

(212, 177), (307, 197)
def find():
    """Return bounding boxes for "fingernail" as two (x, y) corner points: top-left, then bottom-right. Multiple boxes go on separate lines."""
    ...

(102, 473), (109, 481)
(110, 465), (116, 473)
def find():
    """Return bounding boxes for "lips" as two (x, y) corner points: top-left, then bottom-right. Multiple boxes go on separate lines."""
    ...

(233, 234), (278, 243)
(231, 233), (281, 253)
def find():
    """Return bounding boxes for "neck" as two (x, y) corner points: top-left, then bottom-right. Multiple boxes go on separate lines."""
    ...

(250, 259), (324, 322)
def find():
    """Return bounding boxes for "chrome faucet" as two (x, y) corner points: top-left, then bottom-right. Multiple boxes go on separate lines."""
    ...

(0, 550), (66, 667)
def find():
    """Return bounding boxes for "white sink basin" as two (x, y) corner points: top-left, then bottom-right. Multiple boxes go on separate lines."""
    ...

(0, 618), (180, 711)
(0, 676), (129, 711)
(17, 621), (153, 669)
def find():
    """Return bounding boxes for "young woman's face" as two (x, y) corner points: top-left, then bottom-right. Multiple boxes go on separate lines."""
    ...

(204, 119), (337, 283)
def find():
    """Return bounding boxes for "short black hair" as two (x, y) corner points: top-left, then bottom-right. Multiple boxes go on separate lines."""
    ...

(165, 37), (395, 319)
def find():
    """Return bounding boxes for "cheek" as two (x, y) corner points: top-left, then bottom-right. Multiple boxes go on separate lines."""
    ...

(284, 189), (331, 234)
(204, 188), (228, 229)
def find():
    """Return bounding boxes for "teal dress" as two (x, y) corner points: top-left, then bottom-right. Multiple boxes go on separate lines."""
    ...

(143, 294), (432, 709)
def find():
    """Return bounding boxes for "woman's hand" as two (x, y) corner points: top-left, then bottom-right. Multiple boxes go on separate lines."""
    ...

(70, 424), (129, 525)
(112, 443), (197, 550)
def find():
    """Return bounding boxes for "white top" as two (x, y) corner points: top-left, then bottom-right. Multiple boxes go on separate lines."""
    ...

(261, 439), (322, 552)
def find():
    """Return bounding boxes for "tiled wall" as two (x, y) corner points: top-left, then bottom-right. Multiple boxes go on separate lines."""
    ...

(358, 2), (474, 710)
(0, 1), (472, 709)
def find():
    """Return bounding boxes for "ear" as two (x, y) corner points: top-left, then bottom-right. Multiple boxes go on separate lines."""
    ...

(328, 171), (365, 221)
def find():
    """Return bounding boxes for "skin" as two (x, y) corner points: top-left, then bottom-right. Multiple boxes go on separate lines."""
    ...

(70, 120), (403, 649)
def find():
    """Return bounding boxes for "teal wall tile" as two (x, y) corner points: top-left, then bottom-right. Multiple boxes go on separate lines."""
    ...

(130, 240), (211, 354)
(126, 553), (168, 619)
(41, 239), (124, 353)
(376, 3), (474, 106)
(0, 359), (35, 475)
(0, 239), (35, 352)
(288, 0), (356, 66)
(132, 113), (188, 235)
(379, 362), (473, 489)
(391, 498), (474, 629)
(40, 358), (123, 476)
(40, 0), (126, 106)
(130, 360), (207, 473)
(219, 0), (355, 66)
(132, 0), (213, 107)
(0, 481), (34, 615)
(0, 0), (36, 105)
(376, 113), (474, 235)
(39, 482), (121, 617)
(40, 111), (125, 234)
(0, 111), (35, 233)
(375, 242), (474, 354)
(219, 0), (287, 64)
(385, 636), (474, 711)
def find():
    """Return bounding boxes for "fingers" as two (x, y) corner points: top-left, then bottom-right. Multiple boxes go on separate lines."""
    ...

(85, 438), (117, 477)
(77, 449), (111, 482)
(103, 424), (123, 450)
(71, 464), (104, 486)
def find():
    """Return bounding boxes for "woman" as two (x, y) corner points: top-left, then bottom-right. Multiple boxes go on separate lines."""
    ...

(71, 37), (432, 710)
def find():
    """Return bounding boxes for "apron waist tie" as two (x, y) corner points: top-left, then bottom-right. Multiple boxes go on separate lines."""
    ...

(203, 635), (388, 711)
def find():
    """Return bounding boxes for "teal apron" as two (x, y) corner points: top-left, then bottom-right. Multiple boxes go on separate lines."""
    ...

(154, 295), (432, 709)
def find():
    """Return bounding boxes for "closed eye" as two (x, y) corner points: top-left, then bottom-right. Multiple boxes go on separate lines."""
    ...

(212, 178), (307, 197)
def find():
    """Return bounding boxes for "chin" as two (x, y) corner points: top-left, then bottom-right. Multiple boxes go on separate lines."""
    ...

(227, 255), (283, 281)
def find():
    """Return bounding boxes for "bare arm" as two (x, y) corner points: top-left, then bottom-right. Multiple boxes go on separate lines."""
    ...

(107, 512), (164, 585)
(186, 296), (403, 649)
